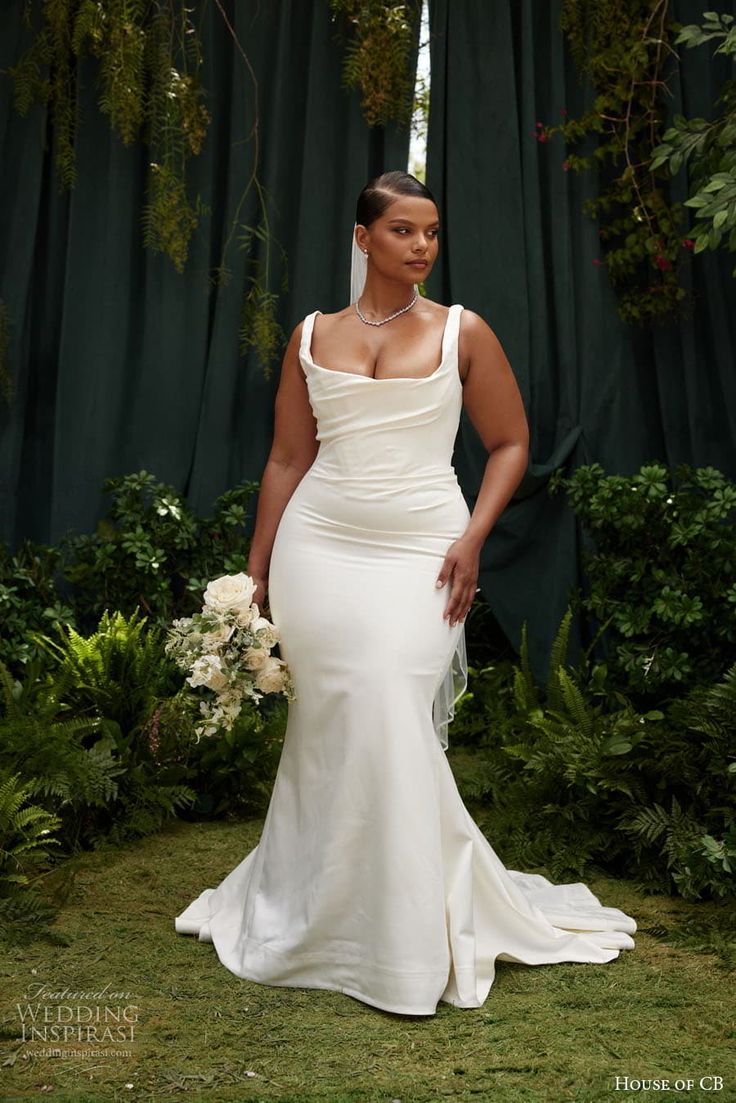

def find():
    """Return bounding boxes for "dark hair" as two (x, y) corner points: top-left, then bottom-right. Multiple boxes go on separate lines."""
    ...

(355, 170), (438, 228)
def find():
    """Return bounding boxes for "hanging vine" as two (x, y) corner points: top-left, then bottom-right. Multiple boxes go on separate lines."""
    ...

(536, 0), (690, 326)
(8, 0), (210, 272)
(328, 0), (421, 128)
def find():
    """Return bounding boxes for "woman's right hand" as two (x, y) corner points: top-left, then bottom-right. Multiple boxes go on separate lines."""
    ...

(250, 574), (269, 614)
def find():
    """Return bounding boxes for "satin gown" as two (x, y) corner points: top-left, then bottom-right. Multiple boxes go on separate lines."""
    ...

(174, 304), (637, 1016)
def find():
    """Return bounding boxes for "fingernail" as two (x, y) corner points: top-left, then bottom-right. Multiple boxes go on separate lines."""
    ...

(435, 579), (443, 588)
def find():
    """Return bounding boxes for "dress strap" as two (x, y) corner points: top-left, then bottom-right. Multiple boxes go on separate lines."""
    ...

(300, 310), (320, 363)
(446, 304), (464, 350)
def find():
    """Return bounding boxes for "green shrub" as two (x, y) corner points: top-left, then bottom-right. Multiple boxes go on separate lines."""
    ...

(0, 470), (261, 681)
(0, 539), (76, 671)
(548, 462), (736, 697)
(451, 608), (736, 902)
(59, 470), (259, 634)
(1, 607), (197, 849)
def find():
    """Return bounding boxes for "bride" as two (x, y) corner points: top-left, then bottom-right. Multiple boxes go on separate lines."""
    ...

(174, 170), (637, 1016)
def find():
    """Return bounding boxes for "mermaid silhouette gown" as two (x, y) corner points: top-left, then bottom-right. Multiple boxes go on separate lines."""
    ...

(174, 304), (637, 1016)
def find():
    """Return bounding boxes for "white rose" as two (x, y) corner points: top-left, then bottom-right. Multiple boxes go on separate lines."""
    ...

(254, 656), (288, 694)
(251, 615), (279, 648)
(201, 624), (234, 648)
(203, 573), (256, 621)
(187, 655), (229, 693)
(243, 646), (269, 670)
(235, 601), (260, 629)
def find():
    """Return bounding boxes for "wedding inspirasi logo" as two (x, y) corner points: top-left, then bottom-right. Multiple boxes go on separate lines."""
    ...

(16, 980), (139, 1050)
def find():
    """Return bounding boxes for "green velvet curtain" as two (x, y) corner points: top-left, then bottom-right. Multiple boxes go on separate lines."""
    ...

(425, 0), (736, 677)
(0, 0), (417, 544)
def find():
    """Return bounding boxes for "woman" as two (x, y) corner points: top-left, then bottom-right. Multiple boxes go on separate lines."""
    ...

(175, 171), (637, 1016)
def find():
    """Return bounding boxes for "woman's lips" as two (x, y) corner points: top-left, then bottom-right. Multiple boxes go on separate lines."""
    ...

(407, 261), (428, 268)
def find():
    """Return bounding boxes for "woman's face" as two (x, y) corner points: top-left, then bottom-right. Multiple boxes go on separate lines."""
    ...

(357, 195), (440, 285)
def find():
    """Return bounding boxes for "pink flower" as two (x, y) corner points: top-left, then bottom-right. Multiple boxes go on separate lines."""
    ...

(562, 160), (570, 171)
(655, 254), (672, 271)
(681, 238), (695, 251)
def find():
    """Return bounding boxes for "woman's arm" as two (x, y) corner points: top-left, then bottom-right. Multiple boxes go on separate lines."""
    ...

(436, 310), (530, 626)
(246, 321), (319, 611)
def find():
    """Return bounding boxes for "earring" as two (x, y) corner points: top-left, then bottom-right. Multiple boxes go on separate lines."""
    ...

(362, 249), (368, 255)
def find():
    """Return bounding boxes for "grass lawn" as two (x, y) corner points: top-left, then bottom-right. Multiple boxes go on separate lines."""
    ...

(1, 816), (734, 1103)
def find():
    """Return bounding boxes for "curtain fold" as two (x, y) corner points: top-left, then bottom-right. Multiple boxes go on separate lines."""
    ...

(426, 0), (736, 678)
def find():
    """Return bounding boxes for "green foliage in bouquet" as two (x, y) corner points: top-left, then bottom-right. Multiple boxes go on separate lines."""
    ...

(150, 689), (287, 821)
(548, 462), (736, 697)
(450, 608), (735, 902)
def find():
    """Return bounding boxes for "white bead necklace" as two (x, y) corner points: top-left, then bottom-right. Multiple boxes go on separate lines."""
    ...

(355, 287), (419, 326)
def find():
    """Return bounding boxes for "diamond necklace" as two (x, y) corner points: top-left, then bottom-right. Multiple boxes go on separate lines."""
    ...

(355, 287), (418, 326)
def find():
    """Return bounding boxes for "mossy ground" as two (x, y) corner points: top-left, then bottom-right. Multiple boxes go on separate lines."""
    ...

(1, 817), (733, 1103)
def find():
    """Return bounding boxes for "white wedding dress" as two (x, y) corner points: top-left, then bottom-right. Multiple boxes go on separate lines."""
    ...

(174, 304), (637, 1015)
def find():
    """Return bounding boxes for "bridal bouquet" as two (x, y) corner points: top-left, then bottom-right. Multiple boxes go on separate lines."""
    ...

(165, 572), (295, 741)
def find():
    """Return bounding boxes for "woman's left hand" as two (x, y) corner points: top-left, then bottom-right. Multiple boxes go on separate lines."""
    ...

(435, 536), (481, 627)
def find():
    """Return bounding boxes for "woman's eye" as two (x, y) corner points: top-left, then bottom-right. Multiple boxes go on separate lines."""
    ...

(394, 228), (439, 237)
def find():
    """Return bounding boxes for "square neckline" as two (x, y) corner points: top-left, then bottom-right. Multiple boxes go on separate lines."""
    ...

(303, 304), (458, 383)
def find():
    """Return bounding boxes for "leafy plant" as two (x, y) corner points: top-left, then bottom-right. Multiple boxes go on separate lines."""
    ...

(34, 606), (176, 732)
(28, 609), (196, 845)
(650, 10), (736, 275)
(0, 771), (64, 945)
(540, 1), (729, 324)
(0, 771), (62, 891)
(620, 664), (736, 900)
(0, 539), (76, 672)
(1, 602), (198, 849)
(58, 469), (260, 638)
(0, 656), (128, 850)
(450, 606), (735, 901)
(548, 461), (736, 697)
(329, 0), (421, 127)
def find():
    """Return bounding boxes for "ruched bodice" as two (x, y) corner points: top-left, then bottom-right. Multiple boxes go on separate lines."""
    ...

(299, 305), (464, 482)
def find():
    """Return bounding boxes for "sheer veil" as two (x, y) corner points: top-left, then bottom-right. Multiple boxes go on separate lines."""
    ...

(350, 221), (368, 304)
